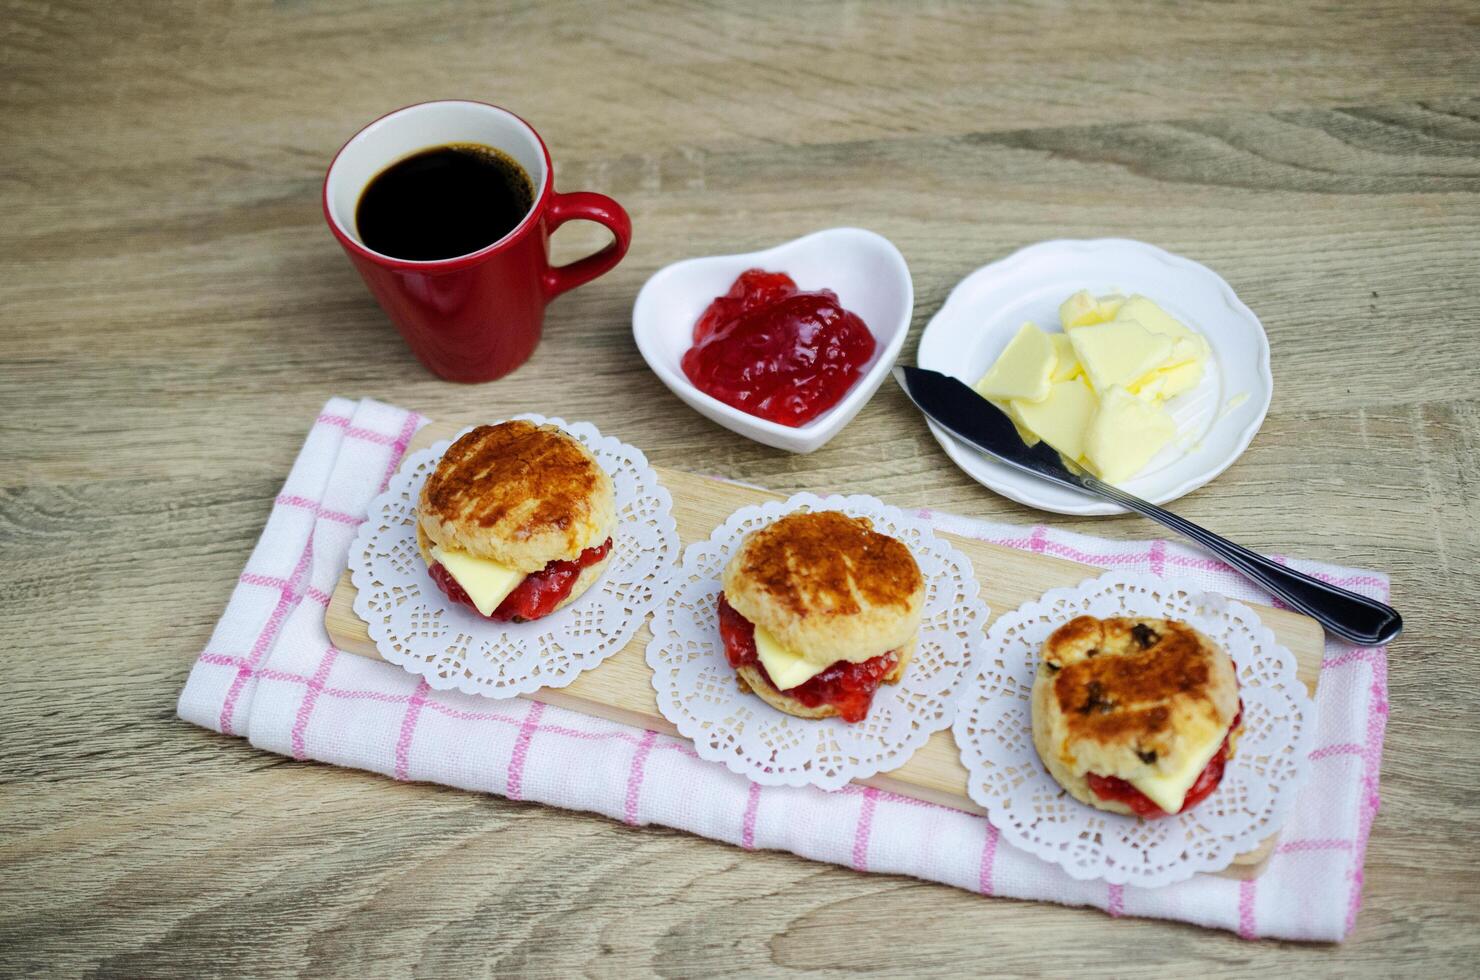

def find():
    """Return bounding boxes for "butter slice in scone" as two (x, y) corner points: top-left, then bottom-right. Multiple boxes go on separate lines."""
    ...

(1126, 725), (1227, 814)
(429, 544), (524, 616)
(753, 624), (829, 690)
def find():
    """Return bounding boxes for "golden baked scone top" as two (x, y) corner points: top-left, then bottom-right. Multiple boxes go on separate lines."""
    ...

(417, 421), (616, 572)
(721, 511), (925, 664)
(1042, 615), (1239, 765)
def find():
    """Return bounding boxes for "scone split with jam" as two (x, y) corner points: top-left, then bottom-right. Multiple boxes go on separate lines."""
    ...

(717, 510), (924, 723)
(1030, 615), (1243, 818)
(417, 421), (616, 623)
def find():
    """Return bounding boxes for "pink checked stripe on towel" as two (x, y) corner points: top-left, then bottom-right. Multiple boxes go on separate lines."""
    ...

(178, 398), (1390, 942)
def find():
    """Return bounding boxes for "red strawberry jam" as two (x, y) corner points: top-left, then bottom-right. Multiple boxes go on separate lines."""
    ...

(717, 592), (898, 723)
(428, 537), (612, 623)
(681, 269), (876, 428)
(1086, 702), (1244, 818)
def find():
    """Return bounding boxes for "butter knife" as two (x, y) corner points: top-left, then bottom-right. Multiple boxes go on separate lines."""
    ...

(894, 366), (1401, 646)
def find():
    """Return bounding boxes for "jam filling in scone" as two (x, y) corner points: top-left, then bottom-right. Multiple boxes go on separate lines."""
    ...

(1085, 700), (1243, 818)
(428, 537), (612, 622)
(716, 593), (904, 723)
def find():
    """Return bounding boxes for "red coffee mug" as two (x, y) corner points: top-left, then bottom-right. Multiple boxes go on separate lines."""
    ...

(323, 100), (632, 383)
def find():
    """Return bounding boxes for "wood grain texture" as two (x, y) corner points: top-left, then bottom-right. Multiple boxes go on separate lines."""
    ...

(2, 0), (1479, 975)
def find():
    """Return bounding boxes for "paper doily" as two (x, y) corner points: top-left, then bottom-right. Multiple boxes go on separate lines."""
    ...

(952, 571), (1315, 886)
(349, 415), (679, 699)
(646, 493), (990, 790)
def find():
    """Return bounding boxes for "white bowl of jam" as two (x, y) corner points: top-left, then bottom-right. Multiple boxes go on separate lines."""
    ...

(633, 227), (913, 453)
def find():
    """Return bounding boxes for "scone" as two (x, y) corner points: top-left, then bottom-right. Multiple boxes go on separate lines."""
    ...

(716, 510), (925, 723)
(1031, 615), (1244, 818)
(416, 420), (616, 623)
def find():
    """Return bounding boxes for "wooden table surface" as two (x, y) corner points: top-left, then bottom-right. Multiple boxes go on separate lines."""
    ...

(4, 1), (1478, 975)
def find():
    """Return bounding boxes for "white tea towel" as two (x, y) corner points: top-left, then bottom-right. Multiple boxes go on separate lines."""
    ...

(179, 399), (1389, 941)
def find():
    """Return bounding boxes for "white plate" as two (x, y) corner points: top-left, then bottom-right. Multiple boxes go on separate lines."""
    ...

(917, 239), (1272, 516)
(633, 228), (913, 453)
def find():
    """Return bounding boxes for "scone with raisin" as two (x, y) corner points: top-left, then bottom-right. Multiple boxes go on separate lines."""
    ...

(1031, 615), (1243, 818)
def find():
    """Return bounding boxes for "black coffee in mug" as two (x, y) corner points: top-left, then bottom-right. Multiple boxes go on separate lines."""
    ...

(355, 142), (535, 261)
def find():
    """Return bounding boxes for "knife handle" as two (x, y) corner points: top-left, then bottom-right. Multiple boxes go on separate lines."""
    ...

(1081, 476), (1402, 647)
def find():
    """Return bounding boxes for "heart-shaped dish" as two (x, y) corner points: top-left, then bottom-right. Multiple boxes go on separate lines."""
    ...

(632, 227), (913, 453)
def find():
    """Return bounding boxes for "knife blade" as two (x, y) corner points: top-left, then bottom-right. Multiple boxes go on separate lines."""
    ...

(891, 365), (1096, 499)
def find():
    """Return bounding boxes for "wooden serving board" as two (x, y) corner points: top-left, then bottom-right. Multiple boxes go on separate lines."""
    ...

(326, 420), (1324, 879)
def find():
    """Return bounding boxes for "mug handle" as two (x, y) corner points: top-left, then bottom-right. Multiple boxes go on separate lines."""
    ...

(541, 191), (633, 299)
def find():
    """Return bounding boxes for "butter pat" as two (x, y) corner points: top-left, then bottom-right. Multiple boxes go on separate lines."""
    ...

(1069, 319), (1174, 394)
(976, 290), (1211, 485)
(1048, 333), (1082, 382)
(1059, 290), (1125, 329)
(1115, 296), (1210, 367)
(976, 323), (1057, 402)
(1084, 386), (1176, 482)
(1130, 359), (1203, 401)
(753, 624), (828, 690)
(1127, 726), (1227, 814)
(990, 398), (1041, 447)
(1114, 295), (1193, 340)
(1165, 335), (1212, 368)
(1011, 377), (1097, 461)
(429, 544), (524, 616)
